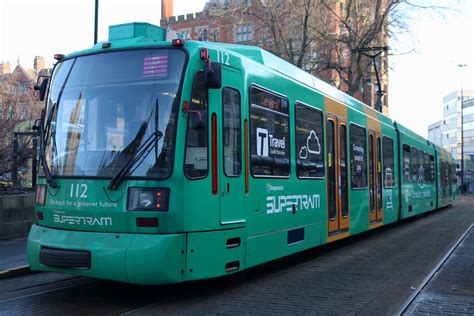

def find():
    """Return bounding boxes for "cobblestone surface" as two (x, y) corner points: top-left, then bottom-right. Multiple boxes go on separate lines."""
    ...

(404, 225), (474, 315)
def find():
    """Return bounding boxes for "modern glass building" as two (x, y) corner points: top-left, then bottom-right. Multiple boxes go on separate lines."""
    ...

(428, 89), (474, 191)
(463, 98), (474, 191)
(428, 120), (443, 148)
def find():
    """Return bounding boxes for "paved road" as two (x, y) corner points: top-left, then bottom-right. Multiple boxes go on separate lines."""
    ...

(0, 197), (472, 315)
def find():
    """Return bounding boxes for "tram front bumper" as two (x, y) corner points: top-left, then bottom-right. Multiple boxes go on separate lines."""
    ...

(27, 224), (186, 285)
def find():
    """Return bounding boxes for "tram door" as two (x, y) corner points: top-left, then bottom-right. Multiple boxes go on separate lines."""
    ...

(440, 160), (446, 202)
(368, 130), (383, 224)
(326, 114), (349, 236)
(216, 67), (245, 225)
(446, 162), (452, 202)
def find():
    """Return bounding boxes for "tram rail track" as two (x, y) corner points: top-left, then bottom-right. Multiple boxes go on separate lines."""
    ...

(0, 275), (93, 304)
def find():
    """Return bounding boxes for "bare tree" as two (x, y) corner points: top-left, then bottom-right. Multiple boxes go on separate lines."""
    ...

(206, 0), (440, 105)
(0, 73), (42, 184)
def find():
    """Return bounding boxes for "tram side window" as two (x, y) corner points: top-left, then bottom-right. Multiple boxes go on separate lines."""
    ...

(184, 72), (208, 179)
(452, 163), (457, 184)
(403, 144), (411, 182)
(250, 87), (290, 177)
(222, 88), (241, 177)
(295, 103), (324, 178)
(430, 155), (435, 182)
(424, 152), (431, 183)
(445, 162), (450, 186)
(418, 150), (424, 183)
(382, 137), (395, 188)
(441, 161), (446, 197)
(411, 147), (418, 182)
(350, 124), (367, 188)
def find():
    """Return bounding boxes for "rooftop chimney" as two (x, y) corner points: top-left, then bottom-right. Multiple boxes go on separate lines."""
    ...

(0, 61), (11, 74)
(34, 56), (45, 71)
(161, 0), (174, 19)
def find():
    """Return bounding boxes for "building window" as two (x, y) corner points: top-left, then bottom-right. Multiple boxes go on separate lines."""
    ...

(260, 27), (275, 49)
(196, 27), (208, 41)
(20, 105), (26, 119)
(295, 103), (324, 178)
(210, 28), (219, 42)
(7, 105), (13, 119)
(178, 29), (191, 40)
(250, 87), (289, 177)
(236, 23), (253, 42)
(350, 124), (367, 188)
(19, 83), (28, 94)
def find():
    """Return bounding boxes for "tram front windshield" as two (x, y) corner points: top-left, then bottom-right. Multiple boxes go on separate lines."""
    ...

(44, 49), (185, 179)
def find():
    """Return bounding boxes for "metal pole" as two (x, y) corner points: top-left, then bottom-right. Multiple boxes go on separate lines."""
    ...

(12, 134), (18, 187)
(32, 137), (38, 188)
(351, 46), (389, 113)
(94, 0), (99, 44)
(458, 64), (466, 191)
(372, 57), (383, 113)
(461, 88), (464, 189)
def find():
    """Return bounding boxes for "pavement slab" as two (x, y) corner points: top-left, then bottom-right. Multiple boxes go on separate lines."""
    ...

(0, 238), (27, 273)
(403, 225), (474, 315)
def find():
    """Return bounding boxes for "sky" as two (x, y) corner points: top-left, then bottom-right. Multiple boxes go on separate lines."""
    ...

(388, 0), (473, 137)
(1, 0), (473, 138)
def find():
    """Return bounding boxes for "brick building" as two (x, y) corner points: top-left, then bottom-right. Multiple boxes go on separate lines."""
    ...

(0, 57), (48, 180)
(160, 0), (389, 114)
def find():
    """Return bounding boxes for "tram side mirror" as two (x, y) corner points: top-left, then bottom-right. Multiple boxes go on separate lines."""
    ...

(183, 102), (206, 129)
(204, 62), (222, 89)
(190, 113), (206, 129)
(34, 76), (50, 101)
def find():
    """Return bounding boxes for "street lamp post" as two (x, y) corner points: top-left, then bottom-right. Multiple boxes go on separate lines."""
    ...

(94, 0), (99, 45)
(351, 46), (389, 113)
(458, 63), (467, 191)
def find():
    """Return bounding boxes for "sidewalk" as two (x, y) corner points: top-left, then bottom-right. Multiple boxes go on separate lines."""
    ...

(0, 237), (29, 278)
(402, 224), (474, 314)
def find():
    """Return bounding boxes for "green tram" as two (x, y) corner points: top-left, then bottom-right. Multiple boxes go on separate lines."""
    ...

(28, 23), (456, 285)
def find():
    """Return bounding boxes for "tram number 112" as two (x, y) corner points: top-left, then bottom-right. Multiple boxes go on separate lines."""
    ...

(70, 183), (88, 198)
(216, 50), (230, 66)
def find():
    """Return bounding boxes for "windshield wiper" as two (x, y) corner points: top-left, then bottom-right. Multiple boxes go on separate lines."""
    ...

(108, 98), (162, 190)
(108, 128), (163, 190)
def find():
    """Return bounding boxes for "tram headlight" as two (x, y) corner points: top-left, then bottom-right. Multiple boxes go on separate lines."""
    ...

(127, 188), (170, 211)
